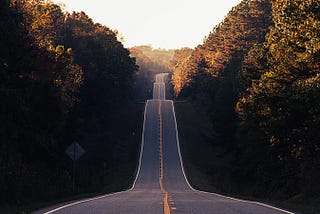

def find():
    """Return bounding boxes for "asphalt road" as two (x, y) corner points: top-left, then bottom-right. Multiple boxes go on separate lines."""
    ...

(35, 73), (294, 214)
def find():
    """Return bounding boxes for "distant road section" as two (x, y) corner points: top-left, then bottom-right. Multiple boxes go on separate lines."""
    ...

(35, 73), (294, 214)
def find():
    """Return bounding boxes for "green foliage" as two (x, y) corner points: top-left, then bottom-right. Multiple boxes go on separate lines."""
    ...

(0, 0), (139, 207)
(1, 0), (72, 204)
(172, 0), (273, 146)
(172, 0), (319, 203)
(236, 0), (320, 198)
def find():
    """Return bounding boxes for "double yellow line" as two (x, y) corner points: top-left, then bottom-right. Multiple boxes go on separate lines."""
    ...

(158, 100), (171, 214)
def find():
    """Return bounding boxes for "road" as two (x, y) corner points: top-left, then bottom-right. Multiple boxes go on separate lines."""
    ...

(35, 73), (294, 214)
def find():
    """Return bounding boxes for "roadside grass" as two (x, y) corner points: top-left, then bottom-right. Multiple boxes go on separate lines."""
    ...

(174, 101), (224, 192)
(1, 192), (113, 214)
(174, 100), (320, 214)
(0, 102), (145, 214)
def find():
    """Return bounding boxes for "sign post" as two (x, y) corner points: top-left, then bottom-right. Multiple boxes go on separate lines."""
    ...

(65, 142), (85, 194)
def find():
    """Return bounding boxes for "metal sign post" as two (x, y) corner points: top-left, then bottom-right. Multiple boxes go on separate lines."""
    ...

(65, 142), (85, 194)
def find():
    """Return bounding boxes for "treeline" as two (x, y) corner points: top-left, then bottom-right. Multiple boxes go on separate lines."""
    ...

(130, 45), (174, 100)
(0, 0), (140, 207)
(171, 0), (319, 203)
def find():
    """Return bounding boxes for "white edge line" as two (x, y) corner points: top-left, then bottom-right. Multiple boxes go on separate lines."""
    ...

(153, 83), (156, 99)
(131, 100), (149, 189)
(43, 73), (168, 213)
(170, 100), (296, 214)
(42, 101), (149, 214)
(154, 72), (168, 100)
(153, 83), (166, 100)
(42, 191), (124, 214)
(161, 83), (165, 100)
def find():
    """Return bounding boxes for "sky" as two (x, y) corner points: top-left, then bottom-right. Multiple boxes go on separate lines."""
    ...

(52, 0), (243, 49)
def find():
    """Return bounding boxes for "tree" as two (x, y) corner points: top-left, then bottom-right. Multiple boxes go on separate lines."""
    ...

(0, 1), (137, 205)
(172, 0), (273, 148)
(169, 48), (193, 95)
(236, 0), (320, 198)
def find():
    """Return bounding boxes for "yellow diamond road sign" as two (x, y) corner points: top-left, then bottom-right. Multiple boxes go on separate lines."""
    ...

(65, 142), (85, 161)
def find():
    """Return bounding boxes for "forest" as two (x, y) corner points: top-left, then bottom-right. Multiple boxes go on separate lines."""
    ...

(171, 0), (319, 210)
(1, 0), (319, 212)
(130, 45), (174, 100)
(0, 0), (144, 210)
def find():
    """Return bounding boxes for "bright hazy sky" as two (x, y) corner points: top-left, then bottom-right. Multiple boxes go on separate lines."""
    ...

(53, 0), (242, 49)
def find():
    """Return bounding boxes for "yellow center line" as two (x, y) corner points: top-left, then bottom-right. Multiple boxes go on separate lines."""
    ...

(159, 100), (171, 214)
